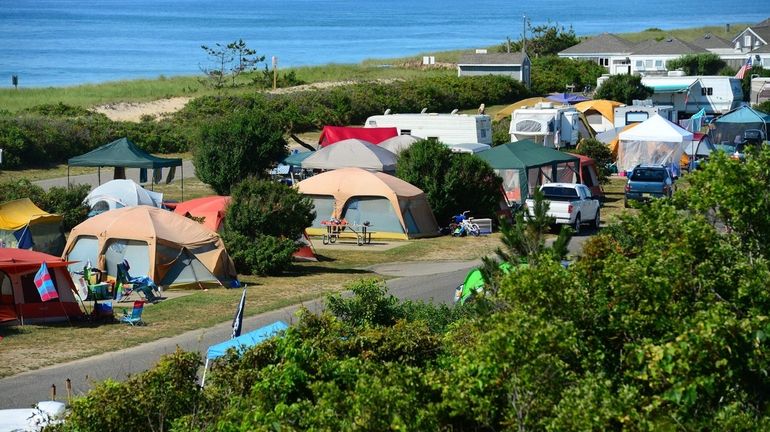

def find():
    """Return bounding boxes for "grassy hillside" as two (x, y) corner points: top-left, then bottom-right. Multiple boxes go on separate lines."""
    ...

(616, 23), (748, 43)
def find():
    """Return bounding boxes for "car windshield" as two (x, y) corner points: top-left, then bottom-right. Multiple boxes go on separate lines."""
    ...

(541, 187), (579, 201)
(630, 168), (666, 182)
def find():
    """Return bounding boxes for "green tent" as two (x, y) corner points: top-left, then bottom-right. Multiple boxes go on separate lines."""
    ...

(68, 137), (185, 197)
(476, 140), (579, 206)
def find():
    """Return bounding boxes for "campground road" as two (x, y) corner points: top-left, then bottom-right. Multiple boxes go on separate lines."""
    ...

(0, 260), (476, 409)
(32, 160), (197, 191)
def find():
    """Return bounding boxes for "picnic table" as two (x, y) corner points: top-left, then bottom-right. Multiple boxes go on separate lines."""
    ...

(321, 220), (373, 246)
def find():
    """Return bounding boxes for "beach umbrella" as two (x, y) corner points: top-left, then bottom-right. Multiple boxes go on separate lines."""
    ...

(547, 92), (590, 104)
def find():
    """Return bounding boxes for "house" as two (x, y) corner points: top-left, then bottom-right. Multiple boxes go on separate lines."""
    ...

(691, 33), (733, 55)
(628, 37), (707, 75)
(457, 52), (531, 88)
(732, 21), (770, 53)
(558, 33), (635, 74)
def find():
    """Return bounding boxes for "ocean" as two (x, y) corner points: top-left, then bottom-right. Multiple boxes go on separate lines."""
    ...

(0, 0), (767, 88)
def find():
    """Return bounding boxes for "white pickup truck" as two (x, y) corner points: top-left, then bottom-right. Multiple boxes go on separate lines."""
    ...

(525, 183), (601, 234)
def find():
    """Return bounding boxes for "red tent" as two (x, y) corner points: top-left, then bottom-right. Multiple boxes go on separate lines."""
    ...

(173, 196), (231, 232)
(318, 126), (398, 147)
(568, 153), (604, 198)
(0, 249), (83, 324)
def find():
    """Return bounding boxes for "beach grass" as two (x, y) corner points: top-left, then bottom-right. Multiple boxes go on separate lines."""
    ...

(616, 23), (748, 43)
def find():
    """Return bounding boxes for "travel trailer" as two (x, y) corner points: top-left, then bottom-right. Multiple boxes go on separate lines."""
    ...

(509, 102), (584, 148)
(751, 77), (770, 105)
(614, 100), (677, 128)
(640, 75), (743, 117)
(364, 111), (493, 145)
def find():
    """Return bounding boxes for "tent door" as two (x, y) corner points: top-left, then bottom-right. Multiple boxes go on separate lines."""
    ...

(0, 270), (18, 323)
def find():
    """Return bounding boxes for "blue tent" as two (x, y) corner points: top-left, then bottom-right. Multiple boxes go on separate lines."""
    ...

(547, 92), (590, 104)
(202, 320), (288, 385)
(711, 106), (770, 144)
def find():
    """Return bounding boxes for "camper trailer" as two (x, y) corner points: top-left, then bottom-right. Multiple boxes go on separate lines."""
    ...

(641, 75), (743, 117)
(509, 102), (583, 148)
(364, 112), (493, 145)
(751, 77), (770, 105)
(614, 100), (677, 128)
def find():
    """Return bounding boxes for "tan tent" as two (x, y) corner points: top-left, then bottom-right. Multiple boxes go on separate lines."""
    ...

(297, 168), (439, 240)
(494, 97), (549, 121)
(575, 100), (624, 133)
(62, 206), (236, 288)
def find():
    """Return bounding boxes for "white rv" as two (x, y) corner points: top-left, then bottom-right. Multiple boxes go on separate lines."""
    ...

(614, 100), (677, 128)
(364, 112), (493, 145)
(640, 75), (743, 117)
(509, 102), (583, 148)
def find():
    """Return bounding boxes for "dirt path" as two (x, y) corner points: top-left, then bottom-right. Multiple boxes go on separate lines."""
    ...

(92, 79), (398, 122)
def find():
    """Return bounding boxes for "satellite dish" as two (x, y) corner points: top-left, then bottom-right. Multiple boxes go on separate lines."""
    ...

(450, 109), (459, 115)
(420, 108), (428, 114)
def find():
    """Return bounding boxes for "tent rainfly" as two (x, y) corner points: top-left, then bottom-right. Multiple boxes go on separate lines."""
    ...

(0, 199), (65, 256)
(617, 114), (693, 173)
(476, 140), (580, 205)
(172, 196), (231, 232)
(318, 126), (398, 147)
(202, 320), (289, 386)
(301, 139), (398, 172)
(85, 179), (164, 217)
(574, 99), (624, 133)
(67, 137), (185, 199)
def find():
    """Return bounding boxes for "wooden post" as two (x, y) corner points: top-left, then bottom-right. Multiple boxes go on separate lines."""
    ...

(50, 384), (56, 401)
(66, 378), (72, 402)
(272, 56), (278, 90)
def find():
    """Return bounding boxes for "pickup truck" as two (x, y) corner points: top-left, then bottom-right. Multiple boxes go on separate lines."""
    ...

(525, 183), (601, 234)
(624, 164), (673, 207)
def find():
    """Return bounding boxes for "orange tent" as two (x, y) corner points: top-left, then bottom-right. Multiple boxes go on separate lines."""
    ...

(173, 196), (231, 232)
(574, 99), (623, 132)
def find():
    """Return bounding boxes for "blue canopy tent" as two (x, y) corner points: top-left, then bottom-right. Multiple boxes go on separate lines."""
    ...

(202, 320), (289, 386)
(711, 106), (770, 145)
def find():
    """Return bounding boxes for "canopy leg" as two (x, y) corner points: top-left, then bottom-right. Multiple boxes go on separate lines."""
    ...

(97, 167), (101, 185)
(67, 166), (70, 189)
(201, 358), (209, 387)
(181, 163), (185, 201)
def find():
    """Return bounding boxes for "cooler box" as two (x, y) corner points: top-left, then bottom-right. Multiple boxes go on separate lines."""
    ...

(474, 218), (493, 234)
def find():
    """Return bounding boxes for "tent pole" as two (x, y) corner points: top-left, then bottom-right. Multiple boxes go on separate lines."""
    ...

(181, 163), (184, 201)
(98, 167), (101, 185)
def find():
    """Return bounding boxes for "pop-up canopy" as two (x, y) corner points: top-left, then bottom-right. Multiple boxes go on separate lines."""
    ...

(617, 114), (692, 173)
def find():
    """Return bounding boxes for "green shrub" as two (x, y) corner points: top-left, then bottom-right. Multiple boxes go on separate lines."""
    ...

(193, 108), (288, 195)
(396, 139), (501, 223)
(492, 117), (511, 146)
(666, 53), (727, 76)
(42, 184), (91, 231)
(574, 138), (613, 184)
(222, 231), (297, 275)
(756, 100), (770, 114)
(0, 179), (46, 204)
(595, 74), (653, 105)
(530, 56), (606, 95)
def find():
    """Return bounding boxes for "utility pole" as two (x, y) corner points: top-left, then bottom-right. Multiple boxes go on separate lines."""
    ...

(272, 56), (278, 90)
(522, 15), (527, 54)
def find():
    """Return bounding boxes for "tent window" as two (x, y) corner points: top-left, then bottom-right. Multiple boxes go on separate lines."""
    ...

(308, 195), (336, 227)
(581, 166), (595, 187)
(105, 239), (151, 278)
(626, 112), (649, 124)
(0, 271), (12, 305)
(342, 197), (404, 234)
(67, 235), (100, 273)
(403, 208), (420, 234)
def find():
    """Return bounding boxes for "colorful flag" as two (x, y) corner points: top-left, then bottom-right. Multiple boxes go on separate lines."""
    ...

(34, 262), (59, 302)
(231, 288), (246, 339)
(735, 57), (753, 80)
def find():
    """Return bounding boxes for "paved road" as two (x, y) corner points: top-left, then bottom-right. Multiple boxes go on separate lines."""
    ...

(0, 260), (477, 409)
(32, 160), (196, 191)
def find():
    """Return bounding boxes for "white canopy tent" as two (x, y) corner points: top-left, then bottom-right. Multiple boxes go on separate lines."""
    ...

(301, 138), (397, 172)
(617, 114), (693, 173)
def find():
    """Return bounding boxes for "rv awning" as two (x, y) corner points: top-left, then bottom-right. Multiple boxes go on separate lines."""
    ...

(649, 83), (692, 94)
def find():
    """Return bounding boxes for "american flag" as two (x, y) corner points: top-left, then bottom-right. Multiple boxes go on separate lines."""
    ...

(735, 57), (753, 80)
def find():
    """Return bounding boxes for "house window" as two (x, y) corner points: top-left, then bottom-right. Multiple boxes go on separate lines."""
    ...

(635, 60), (643, 68)
(654, 60), (663, 68)
(745, 35), (751, 47)
(736, 41), (741, 50)
(645, 59), (653, 69)
(701, 87), (713, 96)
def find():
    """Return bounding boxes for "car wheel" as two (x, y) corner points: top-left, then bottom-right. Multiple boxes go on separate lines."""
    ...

(573, 214), (581, 235)
(594, 209), (601, 229)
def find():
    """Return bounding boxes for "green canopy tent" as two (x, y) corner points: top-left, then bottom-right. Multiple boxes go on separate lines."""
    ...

(476, 140), (580, 206)
(67, 138), (185, 199)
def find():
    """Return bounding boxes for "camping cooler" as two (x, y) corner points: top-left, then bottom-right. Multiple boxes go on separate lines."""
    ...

(474, 218), (493, 234)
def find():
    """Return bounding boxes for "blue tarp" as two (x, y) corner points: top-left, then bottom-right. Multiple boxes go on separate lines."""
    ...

(206, 321), (288, 360)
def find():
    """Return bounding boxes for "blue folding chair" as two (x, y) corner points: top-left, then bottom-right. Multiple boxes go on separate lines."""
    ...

(120, 300), (145, 326)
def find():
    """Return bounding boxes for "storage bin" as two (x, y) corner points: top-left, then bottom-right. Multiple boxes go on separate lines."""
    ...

(474, 218), (493, 234)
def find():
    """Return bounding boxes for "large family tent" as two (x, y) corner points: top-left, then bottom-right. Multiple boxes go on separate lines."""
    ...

(67, 137), (184, 196)
(494, 97), (549, 121)
(318, 126), (398, 147)
(616, 114), (692, 173)
(63, 206), (236, 289)
(301, 139), (398, 172)
(297, 168), (439, 240)
(85, 179), (163, 216)
(710, 106), (770, 145)
(476, 140), (580, 205)
(0, 249), (83, 325)
(0, 199), (65, 255)
(575, 99), (623, 133)
(172, 196), (230, 232)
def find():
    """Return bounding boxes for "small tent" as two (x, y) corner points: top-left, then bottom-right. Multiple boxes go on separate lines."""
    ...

(710, 106), (770, 145)
(63, 206), (236, 289)
(173, 196), (231, 232)
(0, 199), (65, 256)
(0, 249), (83, 324)
(301, 139), (398, 172)
(575, 99), (623, 133)
(494, 97), (549, 121)
(547, 93), (590, 104)
(476, 140), (580, 205)
(318, 126), (398, 147)
(85, 179), (164, 216)
(617, 114), (693, 173)
(297, 168), (439, 240)
(378, 135), (423, 155)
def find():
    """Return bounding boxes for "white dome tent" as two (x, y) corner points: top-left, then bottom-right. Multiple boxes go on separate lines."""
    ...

(84, 179), (164, 216)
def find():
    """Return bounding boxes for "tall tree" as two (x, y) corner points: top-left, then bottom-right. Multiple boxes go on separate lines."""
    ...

(595, 74), (653, 105)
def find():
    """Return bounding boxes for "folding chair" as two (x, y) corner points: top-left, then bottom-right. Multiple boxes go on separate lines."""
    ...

(120, 300), (145, 326)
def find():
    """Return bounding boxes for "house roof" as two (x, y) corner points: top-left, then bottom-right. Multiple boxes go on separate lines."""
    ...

(734, 26), (770, 44)
(457, 52), (527, 65)
(754, 17), (770, 27)
(630, 37), (707, 55)
(559, 33), (635, 55)
(751, 43), (770, 54)
(691, 33), (731, 50)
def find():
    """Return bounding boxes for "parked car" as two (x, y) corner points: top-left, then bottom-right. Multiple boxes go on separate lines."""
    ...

(624, 164), (674, 207)
(525, 183), (601, 234)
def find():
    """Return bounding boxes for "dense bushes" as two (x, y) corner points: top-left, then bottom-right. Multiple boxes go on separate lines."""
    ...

(530, 56), (606, 95)
(222, 178), (314, 275)
(595, 73), (653, 105)
(666, 53), (728, 76)
(574, 137), (613, 184)
(396, 139), (502, 223)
